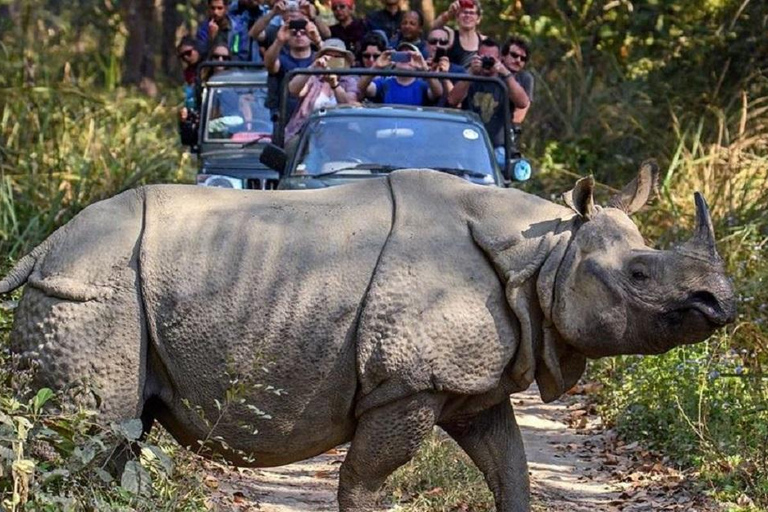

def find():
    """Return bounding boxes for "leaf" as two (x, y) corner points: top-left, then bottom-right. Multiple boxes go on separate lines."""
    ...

(203, 474), (219, 489)
(41, 468), (69, 485)
(94, 468), (114, 484)
(74, 443), (97, 465)
(113, 418), (143, 441)
(143, 445), (173, 475)
(13, 417), (33, 441)
(32, 388), (54, 414)
(121, 460), (152, 495)
(0, 411), (14, 428)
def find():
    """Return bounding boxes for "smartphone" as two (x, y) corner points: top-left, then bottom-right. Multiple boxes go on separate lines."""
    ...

(434, 47), (447, 61)
(288, 18), (307, 31)
(326, 56), (348, 69)
(391, 51), (411, 63)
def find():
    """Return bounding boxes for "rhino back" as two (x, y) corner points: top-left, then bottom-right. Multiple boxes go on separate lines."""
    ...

(140, 180), (392, 463)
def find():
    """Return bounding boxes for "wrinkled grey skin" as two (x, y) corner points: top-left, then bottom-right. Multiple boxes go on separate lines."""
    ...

(1, 166), (736, 511)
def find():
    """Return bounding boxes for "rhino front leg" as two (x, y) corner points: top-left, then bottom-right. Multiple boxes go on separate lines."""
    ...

(338, 393), (443, 511)
(441, 398), (530, 512)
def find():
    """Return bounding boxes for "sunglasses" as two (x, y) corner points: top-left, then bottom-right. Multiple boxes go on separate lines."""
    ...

(179, 49), (195, 58)
(427, 38), (449, 45)
(507, 51), (528, 62)
(212, 54), (231, 61)
(331, 4), (348, 10)
(362, 52), (381, 59)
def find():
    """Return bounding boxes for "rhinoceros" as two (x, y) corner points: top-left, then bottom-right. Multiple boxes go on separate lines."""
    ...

(1, 166), (735, 511)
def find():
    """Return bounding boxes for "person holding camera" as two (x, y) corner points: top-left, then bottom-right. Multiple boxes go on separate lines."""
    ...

(447, 38), (529, 148)
(425, 27), (464, 104)
(250, 0), (330, 49)
(264, 19), (321, 120)
(284, 38), (359, 140)
(358, 42), (442, 106)
(430, 0), (485, 68)
(357, 32), (387, 67)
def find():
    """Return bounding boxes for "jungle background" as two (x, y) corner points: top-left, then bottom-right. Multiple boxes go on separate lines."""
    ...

(0, 0), (766, 510)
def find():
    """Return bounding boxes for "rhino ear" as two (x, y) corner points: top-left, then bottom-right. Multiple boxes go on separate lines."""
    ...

(608, 159), (660, 215)
(562, 176), (596, 220)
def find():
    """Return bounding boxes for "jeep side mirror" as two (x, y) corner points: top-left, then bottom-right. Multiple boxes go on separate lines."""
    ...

(260, 143), (287, 174)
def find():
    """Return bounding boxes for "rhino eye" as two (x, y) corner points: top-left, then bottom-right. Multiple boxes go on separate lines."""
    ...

(631, 270), (649, 282)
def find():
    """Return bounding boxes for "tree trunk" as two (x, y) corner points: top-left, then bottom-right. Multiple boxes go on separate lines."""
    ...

(121, 0), (158, 91)
(161, 0), (181, 80)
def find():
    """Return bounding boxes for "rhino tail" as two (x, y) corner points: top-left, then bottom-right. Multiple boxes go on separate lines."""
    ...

(0, 239), (51, 294)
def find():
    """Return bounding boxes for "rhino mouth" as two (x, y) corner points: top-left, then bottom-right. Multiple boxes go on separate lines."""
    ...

(668, 291), (734, 328)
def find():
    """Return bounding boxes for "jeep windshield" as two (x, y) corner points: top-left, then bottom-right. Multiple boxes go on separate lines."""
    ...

(292, 115), (497, 184)
(204, 85), (273, 145)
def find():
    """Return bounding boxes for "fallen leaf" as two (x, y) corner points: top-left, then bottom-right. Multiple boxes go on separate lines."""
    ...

(204, 474), (219, 489)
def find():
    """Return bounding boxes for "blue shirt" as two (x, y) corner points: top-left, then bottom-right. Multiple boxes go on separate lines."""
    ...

(372, 77), (430, 106)
(266, 50), (315, 119)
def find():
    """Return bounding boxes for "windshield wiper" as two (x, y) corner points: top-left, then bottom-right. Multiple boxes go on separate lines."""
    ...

(430, 167), (493, 180)
(309, 163), (404, 178)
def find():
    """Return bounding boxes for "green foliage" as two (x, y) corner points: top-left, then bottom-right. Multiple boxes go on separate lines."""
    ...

(0, 86), (193, 259)
(586, 91), (768, 506)
(0, 311), (209, 511)
(386, 430), (495, 511)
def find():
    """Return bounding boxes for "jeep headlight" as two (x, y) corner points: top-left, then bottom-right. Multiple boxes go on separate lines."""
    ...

(197, 174), (244, 189)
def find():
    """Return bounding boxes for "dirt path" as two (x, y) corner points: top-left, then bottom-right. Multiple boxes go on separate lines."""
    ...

(202, 387), (719, 511)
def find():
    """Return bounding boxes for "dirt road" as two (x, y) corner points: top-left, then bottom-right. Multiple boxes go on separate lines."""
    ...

(202, 387), (718, 511)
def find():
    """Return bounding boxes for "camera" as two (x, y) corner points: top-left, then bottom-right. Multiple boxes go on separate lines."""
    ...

(286, 0), (300, 11)
(459, 0), (474, 9)
(391, 51), (411, 63)
(481, 56), (495, 70)
(326, 57), (347, 70)
(288, 18), (307, 31)
(433, 47), (447, 61)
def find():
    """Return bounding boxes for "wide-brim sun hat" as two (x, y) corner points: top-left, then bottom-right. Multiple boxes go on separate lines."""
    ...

(316, 38), (355, 66)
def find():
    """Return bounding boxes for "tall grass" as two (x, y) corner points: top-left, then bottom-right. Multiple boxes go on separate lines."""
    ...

(0, 85), (193, 259)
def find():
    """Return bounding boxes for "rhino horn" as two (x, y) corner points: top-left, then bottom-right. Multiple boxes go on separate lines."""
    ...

(676, 192), (721, 262)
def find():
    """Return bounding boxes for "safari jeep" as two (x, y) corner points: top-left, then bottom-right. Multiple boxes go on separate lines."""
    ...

(260, 68), (533, 189)
(190, 63), (279, 190)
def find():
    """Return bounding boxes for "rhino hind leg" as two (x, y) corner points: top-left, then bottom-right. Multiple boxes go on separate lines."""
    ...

(11, 282), (148, 423)
(338, 393), (443, 511)
(441, 399), (530, 512)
